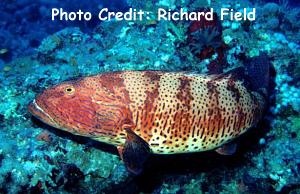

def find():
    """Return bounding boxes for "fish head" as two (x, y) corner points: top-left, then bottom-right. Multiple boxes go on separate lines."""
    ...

(28, 76), (134, 139)
(28, 79), (90, 134)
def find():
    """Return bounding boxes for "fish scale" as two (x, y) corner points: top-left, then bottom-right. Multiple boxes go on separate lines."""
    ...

(120, 71), (265, 154)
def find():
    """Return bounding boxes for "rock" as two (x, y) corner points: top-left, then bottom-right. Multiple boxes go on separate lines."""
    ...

(62, 163), (85, 192)
(266, 18), (280, 30)
(263, 3), (280, 15)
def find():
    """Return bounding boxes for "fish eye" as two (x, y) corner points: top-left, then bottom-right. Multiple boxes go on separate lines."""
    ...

(64, 85), (75, 95)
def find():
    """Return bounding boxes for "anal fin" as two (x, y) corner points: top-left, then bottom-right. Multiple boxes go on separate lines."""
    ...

(215, 142), (237, 155)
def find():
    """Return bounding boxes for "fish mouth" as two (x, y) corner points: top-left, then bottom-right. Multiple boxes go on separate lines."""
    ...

(28, 99), (58, 128)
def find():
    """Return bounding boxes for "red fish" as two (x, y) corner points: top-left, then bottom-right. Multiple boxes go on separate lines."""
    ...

(28, 55), (269, 174)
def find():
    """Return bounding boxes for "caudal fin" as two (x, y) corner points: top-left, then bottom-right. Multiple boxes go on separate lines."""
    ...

(244, 53), (270, 94)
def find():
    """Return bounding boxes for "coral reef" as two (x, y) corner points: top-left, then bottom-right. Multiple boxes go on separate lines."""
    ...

(185, 8), (228, 74)
(256, 2), (300, 42)
(187, 9), (224, 60)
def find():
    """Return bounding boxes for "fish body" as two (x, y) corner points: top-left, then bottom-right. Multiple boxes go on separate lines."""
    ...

(29, 56), (269, 173)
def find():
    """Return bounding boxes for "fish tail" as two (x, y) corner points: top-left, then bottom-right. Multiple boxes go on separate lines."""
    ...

(244, 52), (270, 96)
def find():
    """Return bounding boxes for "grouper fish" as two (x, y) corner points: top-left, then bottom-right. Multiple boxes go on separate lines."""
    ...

(28, 55), (269, 174)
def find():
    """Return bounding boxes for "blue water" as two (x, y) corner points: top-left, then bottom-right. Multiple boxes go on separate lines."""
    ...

(0, 0), (299, 193)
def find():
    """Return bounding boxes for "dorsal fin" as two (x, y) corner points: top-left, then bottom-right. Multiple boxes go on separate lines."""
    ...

(213, 53), (270, 95)
(222, 66), (246, 80)
(211, 66), (250, 86)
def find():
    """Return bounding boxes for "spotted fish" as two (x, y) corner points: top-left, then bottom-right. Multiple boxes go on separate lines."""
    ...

(28, 55), (269, 174)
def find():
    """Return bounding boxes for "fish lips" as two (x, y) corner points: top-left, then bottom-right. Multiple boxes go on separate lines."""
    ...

(28, 99), (58, 128)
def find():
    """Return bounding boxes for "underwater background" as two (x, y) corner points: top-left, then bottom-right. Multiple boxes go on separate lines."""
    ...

(0, 0), (299, 193)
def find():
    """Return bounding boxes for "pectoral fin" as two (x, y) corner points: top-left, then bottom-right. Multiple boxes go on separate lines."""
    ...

(215, 142), (237, 155)
(118, 128), (150, 174)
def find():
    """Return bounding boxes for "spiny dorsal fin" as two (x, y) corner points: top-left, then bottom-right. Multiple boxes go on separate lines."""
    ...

(210, 66), (250, 86)
(218, 66), (246, 79)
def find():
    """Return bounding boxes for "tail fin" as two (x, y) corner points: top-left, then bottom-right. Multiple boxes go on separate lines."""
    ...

(244, 53), (270, 95)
